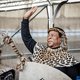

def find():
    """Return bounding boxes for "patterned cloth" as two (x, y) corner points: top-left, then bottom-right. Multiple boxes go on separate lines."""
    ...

(21, 19), (80, 68)
(32, 27), (79, 67)
(33, 43), (79, 67)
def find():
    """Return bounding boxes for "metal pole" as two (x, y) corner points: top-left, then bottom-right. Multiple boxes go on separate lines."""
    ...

(47, 0), (54, 28)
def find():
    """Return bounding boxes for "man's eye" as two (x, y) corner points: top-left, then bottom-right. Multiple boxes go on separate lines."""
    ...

(51, 34), (54, 37)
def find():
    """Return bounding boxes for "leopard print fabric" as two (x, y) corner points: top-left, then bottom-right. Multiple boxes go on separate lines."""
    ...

(33, 43), (79, 67)
(33, 27), (79, 67)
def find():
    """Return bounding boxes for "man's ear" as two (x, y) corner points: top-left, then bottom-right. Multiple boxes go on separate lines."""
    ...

(58, 37), (62, 44)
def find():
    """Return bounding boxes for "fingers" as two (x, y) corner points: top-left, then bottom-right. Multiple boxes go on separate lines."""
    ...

(23, 6), (38, 19)
(3, 36), (11, 44)
(31, 6), (38, 13)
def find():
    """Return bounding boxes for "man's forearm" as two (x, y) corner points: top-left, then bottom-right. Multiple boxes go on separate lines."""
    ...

(21, 7), (37, 53)
(21, 19), (36, 53)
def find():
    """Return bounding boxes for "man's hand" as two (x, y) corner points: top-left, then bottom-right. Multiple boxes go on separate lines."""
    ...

(3, 36), (12, 44)
(23, 6), (37, 19)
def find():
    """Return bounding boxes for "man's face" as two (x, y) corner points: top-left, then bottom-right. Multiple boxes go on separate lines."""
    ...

(47, 30), (61, 48)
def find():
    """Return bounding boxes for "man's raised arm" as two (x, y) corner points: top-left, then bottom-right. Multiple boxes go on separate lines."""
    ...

(21, 7), (37, 53)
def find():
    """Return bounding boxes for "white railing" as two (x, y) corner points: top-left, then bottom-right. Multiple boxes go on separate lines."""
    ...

(0, 0), (80, 12)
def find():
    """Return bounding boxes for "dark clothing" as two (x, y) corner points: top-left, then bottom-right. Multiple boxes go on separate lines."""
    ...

(55, 63), (80, 80)
(21, 19), (36, 53)
(21, 19), (80, 80)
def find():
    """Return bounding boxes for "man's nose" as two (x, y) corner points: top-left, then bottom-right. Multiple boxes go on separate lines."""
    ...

(48, 36), (51, 39)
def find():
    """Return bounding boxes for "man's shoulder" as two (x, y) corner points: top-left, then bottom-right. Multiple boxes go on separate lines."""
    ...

(33, 42), (47, 52)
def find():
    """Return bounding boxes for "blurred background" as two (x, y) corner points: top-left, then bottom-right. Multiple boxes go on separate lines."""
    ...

(0, 0), (80, 79)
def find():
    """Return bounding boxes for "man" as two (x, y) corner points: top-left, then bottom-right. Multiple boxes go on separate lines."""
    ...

(21, 7), (80, 80)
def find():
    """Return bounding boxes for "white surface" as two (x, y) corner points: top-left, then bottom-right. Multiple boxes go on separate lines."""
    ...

(19, 62), (72, 80)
